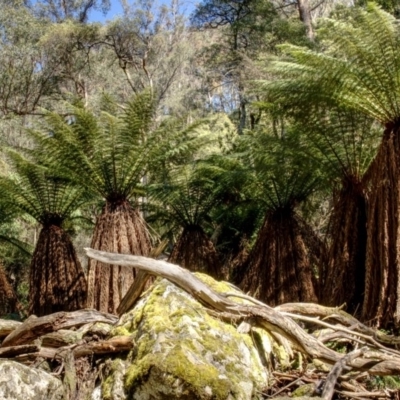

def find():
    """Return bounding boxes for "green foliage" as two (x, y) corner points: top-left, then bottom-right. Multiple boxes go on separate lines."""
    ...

(147, 114), (237, 235)
(237, 127), (322, 211)
(268, 4), (400, 125)
(0, 150), (88, 226)
(33, 92), (158, 203)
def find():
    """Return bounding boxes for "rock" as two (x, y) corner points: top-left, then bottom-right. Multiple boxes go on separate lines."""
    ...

(102, 275), (269, 400)
(0, 359), (64, 400)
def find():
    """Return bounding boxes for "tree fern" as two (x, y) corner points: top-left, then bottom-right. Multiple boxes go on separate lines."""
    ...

(236, 126), (323, 305)
(0, 149), (87, 316)
(264, 4), (400, 326)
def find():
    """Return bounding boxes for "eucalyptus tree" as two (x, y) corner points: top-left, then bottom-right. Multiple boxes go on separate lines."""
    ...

(103, 0), (194, 111)
(36, 92), (159, 314)
(0, 151), (88, 316)
(0, 1), (57, 117)
(32, 0), (110, 22)
(238, 129), (322, 305)
(266, 4), (400, 326)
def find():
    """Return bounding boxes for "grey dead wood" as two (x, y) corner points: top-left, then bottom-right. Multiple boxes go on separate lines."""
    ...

(0, 319), (21, 339)
(1, 310), (118, 347)
(321, 347), (366, 400)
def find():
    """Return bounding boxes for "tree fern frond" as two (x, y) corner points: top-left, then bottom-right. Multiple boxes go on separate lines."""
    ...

(266, 4), (400, 125)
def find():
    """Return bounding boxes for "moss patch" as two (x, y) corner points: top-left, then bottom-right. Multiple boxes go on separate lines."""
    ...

(110, 278), (267, 399)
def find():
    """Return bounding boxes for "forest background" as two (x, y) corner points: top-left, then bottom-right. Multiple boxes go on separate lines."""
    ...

(0, 0), (399, 329)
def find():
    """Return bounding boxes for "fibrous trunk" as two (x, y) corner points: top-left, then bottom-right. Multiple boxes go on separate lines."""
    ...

(29, 225), (87, 316)
(168, 224), (221, 279)
(87, 199), (151, 314)
(321, 177), (367, 315)
(240, 208), (318, 305)
(362, 123), (400, 327)
(0, 264), (18, 315)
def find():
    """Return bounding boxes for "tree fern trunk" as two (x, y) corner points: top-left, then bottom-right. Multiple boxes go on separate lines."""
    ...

(0, 264), (18, 315)
(321, 177), (367, 315)
(29, 225), (87, 317)
(168, 224), (222, 279)
(363, 124), (400, 327)
(87, 199), (151, 314)
(240, 209), (318, 305)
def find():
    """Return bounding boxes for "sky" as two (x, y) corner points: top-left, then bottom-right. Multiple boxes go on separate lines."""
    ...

(89, 0), (198, 23)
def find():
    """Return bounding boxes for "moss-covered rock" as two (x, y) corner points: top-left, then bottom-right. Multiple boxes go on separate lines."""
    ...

(0, 360), (64, 399)
(103, 276), (268, 400)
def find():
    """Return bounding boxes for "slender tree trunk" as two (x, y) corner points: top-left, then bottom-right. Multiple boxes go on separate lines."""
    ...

(321, 177), (367, 315)
(87, 199), (151, 314)
(168, 224), (222, 279)
(240, 208), (318, 305)
(298, 0), (314, 41)
(29, 225), (87, 317)
(362, 123), (400, 327)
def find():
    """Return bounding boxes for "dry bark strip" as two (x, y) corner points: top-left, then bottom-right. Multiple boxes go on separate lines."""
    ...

(0, 319), (21, 338)
(1, 310), (118, 347)
(85, 248), (400, 376)
(0, 343), (39, 358)
(0, 336), (134, 362)
(38, 336), (134, 359)
(117, 270), (151, 315)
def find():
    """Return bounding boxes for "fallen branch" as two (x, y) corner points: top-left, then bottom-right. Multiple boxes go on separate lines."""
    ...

(322, 347), (366, 400)
(0, 319), (21, 339)
(2, 310), (118, 347)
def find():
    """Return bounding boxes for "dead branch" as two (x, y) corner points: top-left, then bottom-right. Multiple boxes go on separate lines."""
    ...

(0, 319), (21, 338)
(322, 347), (366, 400)
(1, 310), (118, 347)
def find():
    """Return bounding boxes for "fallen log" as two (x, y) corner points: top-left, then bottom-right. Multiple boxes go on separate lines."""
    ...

(2, 310), (118, 347)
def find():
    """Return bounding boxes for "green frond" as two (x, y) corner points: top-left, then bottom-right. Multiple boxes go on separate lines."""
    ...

(297, 107), (381, 181)
(29, 92), (161, 202)
(238, 128), (322, 210)
(267, 4), (400, 125)
(0, 149), (88, 225)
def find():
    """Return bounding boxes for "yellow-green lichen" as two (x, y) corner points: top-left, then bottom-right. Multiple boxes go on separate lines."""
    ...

(108, 278), (267, 399)
(125, 345), (231, 399)
(101, 359), (127, 400)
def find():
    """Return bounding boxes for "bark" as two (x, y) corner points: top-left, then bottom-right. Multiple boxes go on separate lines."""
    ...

(363, 123), (400, 327)
(0, 264), (18, 315)
(29, 224), (87, 317)
(169, 224), (222, 280)
(321, 177), (367, 314)
(298, 0), (314, 41)
(239, 208), (318, 306)
(87, 199), (151, 314)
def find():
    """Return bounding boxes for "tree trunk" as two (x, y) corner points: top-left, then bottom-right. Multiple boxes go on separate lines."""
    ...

(169, 224), (222, 279)
(29, 225), (87, 317)
(0, 264), (18, 315)
(240, 208), (318, 305)
(298, 0), (314, 41)
(362, 123), (400, 327)
(87, 199), (151, 314)
(321, 176), (367, 315)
